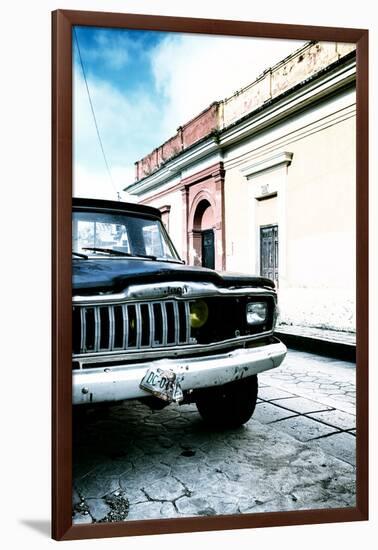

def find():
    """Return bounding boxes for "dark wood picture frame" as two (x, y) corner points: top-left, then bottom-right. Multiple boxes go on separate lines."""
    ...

(52, 9), (369, 541)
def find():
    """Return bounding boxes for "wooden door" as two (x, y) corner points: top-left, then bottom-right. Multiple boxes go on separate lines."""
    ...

(201, 229), (215, 269)
(260, 225), (279, 285)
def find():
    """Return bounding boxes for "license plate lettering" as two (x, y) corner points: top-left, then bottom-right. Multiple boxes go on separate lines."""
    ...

(146, 371), (158, 386)
(140, 366), (184, 403)
(159, 377), (168, 390)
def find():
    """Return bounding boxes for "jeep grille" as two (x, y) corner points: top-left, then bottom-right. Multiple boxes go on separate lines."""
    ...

(73, 300), (192, 354)
(72, 296), (275, 355)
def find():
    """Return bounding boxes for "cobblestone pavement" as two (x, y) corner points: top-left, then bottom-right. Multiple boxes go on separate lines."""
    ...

(261, 350), (355, 413)
(72, 349), (356, 524)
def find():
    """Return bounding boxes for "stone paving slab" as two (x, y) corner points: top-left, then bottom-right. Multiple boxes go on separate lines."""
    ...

(271, 415), (338, 442)
(269, 396), (332, 414)
(307, 410), (356, 431)
(86, 499), (111, 522)
(258, 386), (298, 401)
(314, 432), (356, 466)
(126, 501), (177, 521)
(252, 402), (298, 424)
(75, 475), (120, 500)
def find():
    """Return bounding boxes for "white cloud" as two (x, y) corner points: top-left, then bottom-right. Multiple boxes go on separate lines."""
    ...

(150, 34), (305, 137)
(73, 164), (136, 201)
(74, 33), (305, 200)
(73, 68), (162, 197)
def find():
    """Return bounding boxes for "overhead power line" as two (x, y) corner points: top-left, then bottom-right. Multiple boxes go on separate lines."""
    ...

(74, 28), (121, 201)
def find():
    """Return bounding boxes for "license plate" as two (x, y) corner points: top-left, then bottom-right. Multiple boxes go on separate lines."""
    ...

(140, 366), (184, 403)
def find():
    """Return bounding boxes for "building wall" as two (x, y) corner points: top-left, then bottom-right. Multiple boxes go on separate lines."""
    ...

(285, 116), (356, 289)
(281, 115), (356, 331)
(223, 89), (356, 331)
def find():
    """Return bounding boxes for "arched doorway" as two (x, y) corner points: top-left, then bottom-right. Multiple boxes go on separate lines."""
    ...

(192, 199), (215, 269)
(182, 162), (225, 270)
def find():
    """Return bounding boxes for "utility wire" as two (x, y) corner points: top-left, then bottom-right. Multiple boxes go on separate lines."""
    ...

(74, 28), (121, 201)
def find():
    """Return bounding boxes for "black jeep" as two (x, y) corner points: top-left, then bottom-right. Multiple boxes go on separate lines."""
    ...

(72, 198), (286, 428)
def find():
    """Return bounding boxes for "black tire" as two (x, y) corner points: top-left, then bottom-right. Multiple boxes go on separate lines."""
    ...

(195, 375), (258, 429)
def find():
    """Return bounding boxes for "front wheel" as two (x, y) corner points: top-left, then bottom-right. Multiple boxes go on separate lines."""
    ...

(195, 375), (258, 429)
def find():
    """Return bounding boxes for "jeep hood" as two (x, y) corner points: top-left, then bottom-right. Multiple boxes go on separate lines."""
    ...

(72, 258), (275, 295)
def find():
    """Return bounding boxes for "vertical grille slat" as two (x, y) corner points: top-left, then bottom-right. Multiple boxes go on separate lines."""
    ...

(94, 307), (101, 352)
(135, 304), (142, 348)
(173, 301), (180, 345)
(75, 299), (193, 354)
(148, 303), (154, 347)
(161, 302), (168, 346)
(108, 305), (115, 350)
(80, 307), (86, 353)
(184, 301), (191, 343)
(122, 304), (129, 349)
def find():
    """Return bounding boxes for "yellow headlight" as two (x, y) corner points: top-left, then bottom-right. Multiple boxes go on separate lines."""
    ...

(189, 300), (209, 328)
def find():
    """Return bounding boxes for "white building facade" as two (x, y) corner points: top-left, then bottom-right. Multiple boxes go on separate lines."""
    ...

(126, 42), (356, 334)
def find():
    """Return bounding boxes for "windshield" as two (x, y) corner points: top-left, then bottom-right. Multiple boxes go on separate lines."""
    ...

(72, 210), (180, 261)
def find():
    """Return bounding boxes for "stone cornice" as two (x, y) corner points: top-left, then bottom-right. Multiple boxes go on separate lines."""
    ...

(126, 137), (221, 196)
(240, 152), (293, 178)
(218, 57), (356, 149)
(181, 161), (225, 187)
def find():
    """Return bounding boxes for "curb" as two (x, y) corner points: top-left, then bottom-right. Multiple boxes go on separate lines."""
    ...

(274, 331), (356, 363)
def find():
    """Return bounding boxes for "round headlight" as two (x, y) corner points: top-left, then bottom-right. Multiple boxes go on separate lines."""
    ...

(190, 300), (209, 328)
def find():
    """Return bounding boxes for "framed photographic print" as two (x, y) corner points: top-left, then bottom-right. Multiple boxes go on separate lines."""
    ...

(52, 9), (368, 541)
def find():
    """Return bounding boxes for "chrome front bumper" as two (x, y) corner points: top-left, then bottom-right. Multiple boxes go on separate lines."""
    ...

(72, 338), (287, 405)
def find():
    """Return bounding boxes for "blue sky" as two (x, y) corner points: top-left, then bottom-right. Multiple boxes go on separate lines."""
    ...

(74, 27), (161, 93)
(73, 26), (303, 200)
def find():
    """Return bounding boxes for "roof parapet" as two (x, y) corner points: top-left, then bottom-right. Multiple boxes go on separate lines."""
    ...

(132, 41), (356, 184)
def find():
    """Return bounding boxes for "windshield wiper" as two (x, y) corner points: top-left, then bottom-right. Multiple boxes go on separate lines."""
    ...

(156, 257), (185, 264)
(82, 247), (157, 260)
(72, 251), (88, 259)
(130, 253), (157, 260)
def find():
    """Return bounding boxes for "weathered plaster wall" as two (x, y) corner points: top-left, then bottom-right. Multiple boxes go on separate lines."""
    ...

(279, 114), (356, 331)
(134, 104), (219, 180)
(285, 116), (356, 290)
